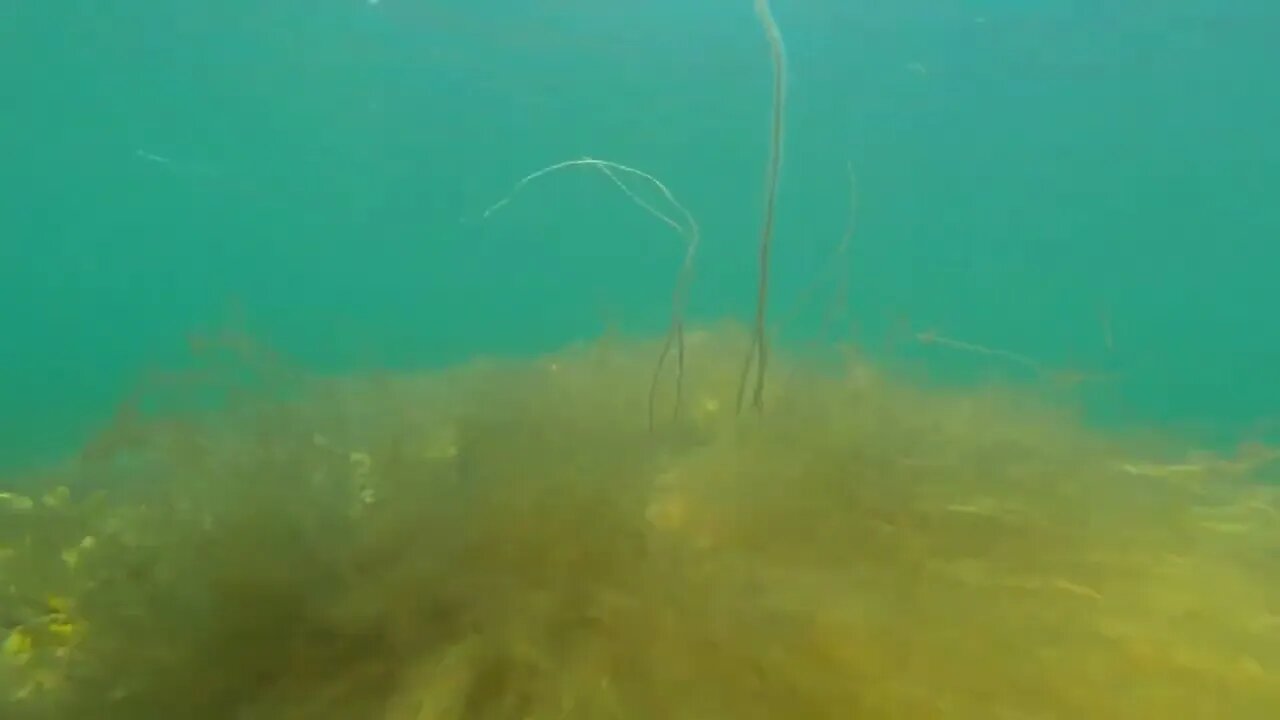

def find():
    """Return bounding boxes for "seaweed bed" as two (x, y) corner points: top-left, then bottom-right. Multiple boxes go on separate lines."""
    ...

(2, 325), (1278, 719)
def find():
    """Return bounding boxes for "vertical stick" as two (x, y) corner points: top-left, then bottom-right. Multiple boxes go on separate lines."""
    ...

(737, 0), (788, 414)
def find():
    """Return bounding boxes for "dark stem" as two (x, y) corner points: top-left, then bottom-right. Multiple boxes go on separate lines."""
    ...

(738, 0), (786, 414)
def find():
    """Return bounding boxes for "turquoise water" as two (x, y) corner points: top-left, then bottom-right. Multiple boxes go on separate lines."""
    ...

(3, 0), (1278, 469)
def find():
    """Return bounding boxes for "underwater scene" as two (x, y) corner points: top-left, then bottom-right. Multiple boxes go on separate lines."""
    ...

(3, 0), (1279, 718)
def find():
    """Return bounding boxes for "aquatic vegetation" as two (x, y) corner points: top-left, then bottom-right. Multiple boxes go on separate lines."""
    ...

(483, 157), (700, 430)
(1, 326), (1278, 718)
(737, 0), (788, 415)
(785, 161), (858, 341)
(0, 486), (97, 709)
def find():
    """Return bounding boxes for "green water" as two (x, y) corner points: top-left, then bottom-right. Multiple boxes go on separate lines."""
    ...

(3, 0), (1278, 469)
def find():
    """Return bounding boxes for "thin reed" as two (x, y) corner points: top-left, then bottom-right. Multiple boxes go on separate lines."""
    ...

(482, 157), (700, 429)
(737, 0), (788, 414)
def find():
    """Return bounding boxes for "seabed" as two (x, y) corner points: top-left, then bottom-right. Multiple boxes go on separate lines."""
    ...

(2, 325), (1278, 719)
